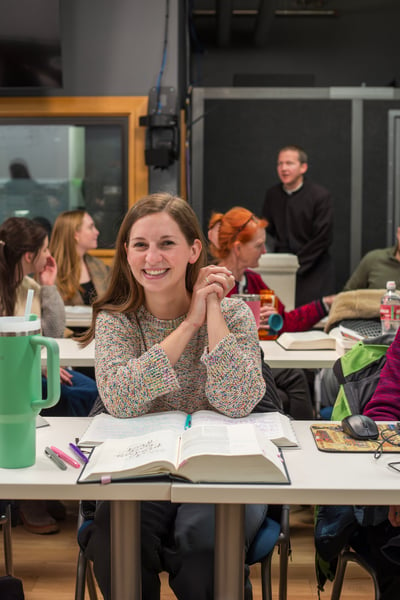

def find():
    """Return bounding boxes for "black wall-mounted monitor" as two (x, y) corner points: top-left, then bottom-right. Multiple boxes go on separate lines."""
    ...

(0, 0), (62, 89)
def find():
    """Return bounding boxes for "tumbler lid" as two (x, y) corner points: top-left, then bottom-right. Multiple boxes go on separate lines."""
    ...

(0, 315), (41, 336)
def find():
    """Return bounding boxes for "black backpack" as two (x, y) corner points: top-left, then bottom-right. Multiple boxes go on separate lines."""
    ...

(0, 576), (24, 599)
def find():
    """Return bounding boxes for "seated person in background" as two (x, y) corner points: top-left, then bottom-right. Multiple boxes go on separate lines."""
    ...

(0, 217), (98, 534)
(343, 225), (400, 291)
(0, 217), (98, 417)
(316, 328), (400, 600)
(49, 209), (109, 306)
(1, 158), (50, 222)
(79, 193), (269, 600)
(208, 207), (335, 419)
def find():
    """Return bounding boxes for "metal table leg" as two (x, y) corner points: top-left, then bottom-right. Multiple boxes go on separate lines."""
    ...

(111, 500), (141, 599)
(214, 503), (245, 600)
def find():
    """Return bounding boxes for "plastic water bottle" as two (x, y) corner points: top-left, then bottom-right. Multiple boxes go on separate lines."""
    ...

(380, 281), (400, 335)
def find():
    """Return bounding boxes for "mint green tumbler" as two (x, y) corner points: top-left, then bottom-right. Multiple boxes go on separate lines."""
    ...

(0, 315), (60, 468)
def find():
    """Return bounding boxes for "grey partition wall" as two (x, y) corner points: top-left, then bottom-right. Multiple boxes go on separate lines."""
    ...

(190, 87), (400, 292)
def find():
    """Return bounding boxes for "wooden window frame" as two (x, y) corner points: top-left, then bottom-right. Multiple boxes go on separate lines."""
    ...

(0, 96), (148, 261)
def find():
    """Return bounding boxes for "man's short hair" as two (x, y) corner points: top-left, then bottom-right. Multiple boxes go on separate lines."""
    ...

(278, 145), (308, 164)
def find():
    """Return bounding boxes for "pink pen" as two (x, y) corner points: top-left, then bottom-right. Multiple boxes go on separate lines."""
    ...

(50, 446), (81, 468)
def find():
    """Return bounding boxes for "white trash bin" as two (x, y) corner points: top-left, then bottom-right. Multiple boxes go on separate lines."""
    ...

(254, 253), (299, 311)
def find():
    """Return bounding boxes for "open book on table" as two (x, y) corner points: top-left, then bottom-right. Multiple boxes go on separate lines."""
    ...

(276, 330), (337, 350)
(78, 410), (298, 448)
(77, 422), (290, 484)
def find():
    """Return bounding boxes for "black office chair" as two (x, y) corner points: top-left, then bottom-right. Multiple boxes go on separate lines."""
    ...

(247, 504), (291, 600)
(330, 545), (380, 600)
(75, 502), (98, 600)
(0, 503), (13, 576)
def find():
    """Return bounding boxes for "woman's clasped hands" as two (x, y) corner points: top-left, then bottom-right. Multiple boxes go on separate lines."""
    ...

(186, 265), (234, 329)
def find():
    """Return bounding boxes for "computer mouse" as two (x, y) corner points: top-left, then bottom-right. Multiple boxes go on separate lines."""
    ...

(341, 414), (379, 440)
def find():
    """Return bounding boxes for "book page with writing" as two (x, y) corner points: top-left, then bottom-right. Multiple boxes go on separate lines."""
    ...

(78, 411), (188, 446)
(191, 410), (298, 447)
(177, 423), (289, 483)
(78, 430), (181, 483)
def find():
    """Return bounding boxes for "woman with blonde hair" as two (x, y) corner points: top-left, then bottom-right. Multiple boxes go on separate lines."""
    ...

(49, 209), (109, 305)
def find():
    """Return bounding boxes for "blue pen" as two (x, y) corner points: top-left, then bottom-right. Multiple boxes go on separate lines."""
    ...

(69, 442), (89, 464)
(184, 415), (192, 430)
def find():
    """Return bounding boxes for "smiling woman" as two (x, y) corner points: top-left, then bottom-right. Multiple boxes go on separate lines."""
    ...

(78, 192), (270, 600)
(125, 211), (203, 320)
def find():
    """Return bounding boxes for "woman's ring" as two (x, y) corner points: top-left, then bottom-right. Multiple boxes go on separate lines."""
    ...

(205, 276), (210, 284)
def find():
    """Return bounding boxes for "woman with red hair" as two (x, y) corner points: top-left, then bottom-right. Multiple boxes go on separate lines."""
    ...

(208, 207), (335, 419)
(208, 207), (335, 333)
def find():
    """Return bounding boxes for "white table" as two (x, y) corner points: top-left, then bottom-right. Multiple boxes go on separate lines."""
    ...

(41, 338), (95, 368)
(0, 417), (170, 600)
(171, 420), (400, 600)
(260, 340), (341, 368)
(6, 419), (399, 600)
(65, 306), (92, 328)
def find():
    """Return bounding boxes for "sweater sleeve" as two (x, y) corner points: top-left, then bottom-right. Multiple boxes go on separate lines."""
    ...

(95, 311), (181, 417)
(201, 300), (265, 417)
(40, 285), (66, 338)
(280, 299), (327, 332)
(363, 330), (400, 421)
(343, 254), (371, 291)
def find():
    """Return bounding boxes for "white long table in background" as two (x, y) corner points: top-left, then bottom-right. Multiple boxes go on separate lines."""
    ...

(41, 338), (95, 367)
(44, 338), (341, 371)
(260, 340), (341, 369)
(64, 305), (92, 328)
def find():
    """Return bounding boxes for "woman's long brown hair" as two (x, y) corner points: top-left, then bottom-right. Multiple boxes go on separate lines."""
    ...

(80, 193), (207, 346)
(0, 217), (46, 315)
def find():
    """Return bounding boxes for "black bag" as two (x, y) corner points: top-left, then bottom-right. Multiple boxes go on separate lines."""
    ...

(252, 348), (284, 413)
(0, 576), (24, 599)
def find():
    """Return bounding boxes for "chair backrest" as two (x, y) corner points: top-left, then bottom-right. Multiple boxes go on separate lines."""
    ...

(0, 504), (13, 576)
(246, 504), (290, 600)
(75, 501), (98, 600)
(330, 546), (380, 600)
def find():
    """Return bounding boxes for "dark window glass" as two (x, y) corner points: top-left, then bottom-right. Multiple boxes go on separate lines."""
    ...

(0, 120), (127, 248)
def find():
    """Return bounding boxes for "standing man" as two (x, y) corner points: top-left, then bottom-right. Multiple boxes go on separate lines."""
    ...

(262, 145), (335, 306)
